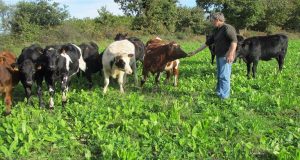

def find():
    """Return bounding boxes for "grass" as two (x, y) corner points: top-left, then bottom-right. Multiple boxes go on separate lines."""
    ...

(0, 39), (299, 159)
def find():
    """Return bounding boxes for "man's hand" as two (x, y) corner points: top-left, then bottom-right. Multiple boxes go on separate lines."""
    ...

(226, 53), (235, 63)
(226, 42), (237, 63)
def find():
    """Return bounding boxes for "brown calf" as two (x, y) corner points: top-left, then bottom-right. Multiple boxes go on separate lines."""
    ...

(141, 38), (187, 87)
(0, 51), (19, 115)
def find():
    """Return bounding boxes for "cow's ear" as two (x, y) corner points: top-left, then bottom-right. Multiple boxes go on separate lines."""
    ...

(128, 54), (134, 58)
(11, 63), (19, 71)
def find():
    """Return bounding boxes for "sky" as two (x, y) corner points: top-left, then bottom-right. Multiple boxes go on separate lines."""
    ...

(4, 0), (197, 19)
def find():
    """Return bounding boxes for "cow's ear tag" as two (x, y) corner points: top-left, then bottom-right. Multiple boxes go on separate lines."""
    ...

(11, 63), (19, 71)
(37, 65), (42, 70)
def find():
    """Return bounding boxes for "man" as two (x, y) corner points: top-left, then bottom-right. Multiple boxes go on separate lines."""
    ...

(189, 12), (237, 99)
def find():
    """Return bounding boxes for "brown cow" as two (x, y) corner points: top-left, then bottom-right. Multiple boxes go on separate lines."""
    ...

(0, 51), (19, 115)
(141, 38), (187, 87)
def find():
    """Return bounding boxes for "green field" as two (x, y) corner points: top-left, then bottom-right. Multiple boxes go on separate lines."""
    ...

(0, 40), (299, 159)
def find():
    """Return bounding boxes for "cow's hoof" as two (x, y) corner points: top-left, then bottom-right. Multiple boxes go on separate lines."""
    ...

(3, 111), (11, 116)
(62, 101), (67, 108)
(39, 103), (46, 109)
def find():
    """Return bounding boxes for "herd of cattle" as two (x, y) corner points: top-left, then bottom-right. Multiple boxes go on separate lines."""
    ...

(0, 33), (288, 115)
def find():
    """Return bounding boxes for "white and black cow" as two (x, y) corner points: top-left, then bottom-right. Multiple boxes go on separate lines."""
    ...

(42, 43), (86, 108)
(17, 44), (45, 107)
(102, 39), (136, 93)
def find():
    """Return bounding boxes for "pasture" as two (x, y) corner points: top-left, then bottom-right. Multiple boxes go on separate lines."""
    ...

(0, 40), (299, 159)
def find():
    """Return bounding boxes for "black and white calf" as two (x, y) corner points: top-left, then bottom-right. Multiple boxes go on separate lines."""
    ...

(42, 43), (86, 108)
(79, 42), (103, 89)
(102, 40), (136, 93)
(17, 44), (45, 107)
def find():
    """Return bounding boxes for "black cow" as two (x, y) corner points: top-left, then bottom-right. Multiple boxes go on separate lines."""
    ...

(114, 33), (145, 63)
(78, 42), (103, 89)
(42, 43), (86, 108)
(17, 44), (45, 107)
(206, 34), (244, 65)
(236, 34), (288, 78)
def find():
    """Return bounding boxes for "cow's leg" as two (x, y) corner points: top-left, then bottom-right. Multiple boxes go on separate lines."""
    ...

(36, 77), (45, 108)
(132, 60), (138, 86)
(277, 54), (285, 72)
(23, 83), (33, 106)
(85, 72), (93, 90)
(61, 76), (68, 107)
(246, 62), (251, 79)
(4, 87), (12, 115)
(211, 54), (215, 65)
(141, 69), (148, 87)
(173, 68), (179, 87)
(118, 72), (125, 93)
(48, 80), (55, 109)
(165, 70), (171, 84)
(155, 72), (161, 84)
(252, 60), (259, 78)
(103, 71), (110, 94)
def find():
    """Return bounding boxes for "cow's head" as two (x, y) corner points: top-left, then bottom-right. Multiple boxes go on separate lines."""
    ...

(18, 59), (40, 85)
(0, 56), (18, 72)
(167, 42), (188, 59)
(112, 54), (134, 74)
(43, 46), (60, 71)
(235, 39), (250, 62)
(114, 33), (128, 41)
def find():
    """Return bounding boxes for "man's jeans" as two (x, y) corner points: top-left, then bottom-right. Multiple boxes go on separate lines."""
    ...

(216, 56), (232, 99)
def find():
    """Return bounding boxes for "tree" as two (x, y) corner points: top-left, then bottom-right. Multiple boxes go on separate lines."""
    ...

(250, 0), (295, 33)
(196, 0), (266, 32)
(284, 0), (300, 31)
(0, 0), (11, 32)
(176, 6), (206, 34)
(10, 0), (69, 33)
(115, 0), (178, 33)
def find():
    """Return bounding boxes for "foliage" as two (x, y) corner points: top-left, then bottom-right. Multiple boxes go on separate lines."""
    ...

(0, 40), (299, 159)
(176, 6), (206, 34)
(196, 0), (266, 31)
(115, 0), (178, 34)
(10, 0), (69, 33)
(0, 0), (11, 32)
(283, 0), (300, 31)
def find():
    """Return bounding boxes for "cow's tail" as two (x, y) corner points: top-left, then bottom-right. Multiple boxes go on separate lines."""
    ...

(72, 44), (86, 72)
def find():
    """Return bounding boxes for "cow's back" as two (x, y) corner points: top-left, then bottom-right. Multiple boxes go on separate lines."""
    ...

(246, 34), (288, 60)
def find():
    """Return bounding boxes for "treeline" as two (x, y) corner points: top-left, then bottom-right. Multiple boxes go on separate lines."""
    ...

(0, 0), (300, 51)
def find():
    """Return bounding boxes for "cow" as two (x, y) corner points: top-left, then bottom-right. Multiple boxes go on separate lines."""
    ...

(0, 51), (19, 115)
(17, 44), (45, 107)
(206, 34), (245, 65)
(141, 40), (188, 87)
(79, 42), (103, 89)
(236, 34), (288, 78)
(114, 33), (145, 63)
(42, 43), (86, 108)
(102, 39), (136, 93)
(145, 37), (181, 86)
